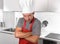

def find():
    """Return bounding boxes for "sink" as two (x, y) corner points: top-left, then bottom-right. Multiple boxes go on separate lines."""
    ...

(45, 33), (60, 40)
(3, 28), (15, 32)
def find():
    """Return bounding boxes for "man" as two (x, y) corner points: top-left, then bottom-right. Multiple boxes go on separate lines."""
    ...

(15, 0), (41, 44)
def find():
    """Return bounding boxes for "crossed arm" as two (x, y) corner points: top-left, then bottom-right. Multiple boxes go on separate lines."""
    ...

(14, 27), (39, 43)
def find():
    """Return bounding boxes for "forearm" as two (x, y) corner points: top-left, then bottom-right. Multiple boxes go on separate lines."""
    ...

(15, 32), (32, 38)
(25, 35), (39, 43)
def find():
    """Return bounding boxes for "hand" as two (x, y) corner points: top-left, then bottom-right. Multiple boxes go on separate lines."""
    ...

(23, 32), (32, 38)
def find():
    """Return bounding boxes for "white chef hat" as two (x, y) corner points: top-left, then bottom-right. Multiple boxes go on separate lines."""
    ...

(19, 0), (34, 14)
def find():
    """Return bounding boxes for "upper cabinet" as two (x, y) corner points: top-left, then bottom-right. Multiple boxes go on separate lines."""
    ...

(3, 0), (49, 12)
(47, 0), (60, 12)
(3, 0), (60, 12)
(3, 0), (48, 12)
(3, 0), (21, 11)
(0, 0), (3, 9)
(33, 0), (48, 12)
(34, 0), (60, 12)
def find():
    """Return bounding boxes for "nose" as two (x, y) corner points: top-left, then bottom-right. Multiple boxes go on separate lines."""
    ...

(26, 17), (30, 20)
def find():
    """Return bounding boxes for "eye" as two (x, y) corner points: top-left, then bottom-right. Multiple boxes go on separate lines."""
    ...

(23, 14), (25, 16)
(29, 15), (31, 16)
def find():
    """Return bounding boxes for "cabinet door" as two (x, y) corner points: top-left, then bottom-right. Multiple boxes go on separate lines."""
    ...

(0, 33), (18, 44)
(3, 0), (48, 12)
(4, 0), (60, 12)
(3, 0), (21, 11)
(0, 0), (3, 9)
(34, 0), (48, 12)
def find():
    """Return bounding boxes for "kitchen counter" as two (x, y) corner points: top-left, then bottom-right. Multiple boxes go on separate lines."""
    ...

(0, 28), (18, 44)
(40, 27), (60, 42)
(0, 27), (14, 35)
(0, 30), (14, 35)
(40, 32), (60, 42)
(0, 27), (60, 42)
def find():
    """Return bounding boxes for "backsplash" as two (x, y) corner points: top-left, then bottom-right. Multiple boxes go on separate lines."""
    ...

(34, 12), (60, 34)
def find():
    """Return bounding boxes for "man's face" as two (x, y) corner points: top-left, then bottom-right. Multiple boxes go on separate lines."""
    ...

(23, 13), (34, 22)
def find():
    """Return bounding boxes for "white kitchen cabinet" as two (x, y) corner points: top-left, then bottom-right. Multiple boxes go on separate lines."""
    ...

(47, 0), (60, 12)
(3, 0), (21, 11)
(0, 0), (3, 9)
(3, 0), (60, 12)
(0, 32), (18, 44)
(33, 0), (48, 12)
(3, 0), (49, 12)
(34, 0), (60, 12)
(0, 32), (43, 44)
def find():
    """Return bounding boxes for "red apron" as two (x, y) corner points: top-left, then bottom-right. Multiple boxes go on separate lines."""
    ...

(19, 18), (38, 44)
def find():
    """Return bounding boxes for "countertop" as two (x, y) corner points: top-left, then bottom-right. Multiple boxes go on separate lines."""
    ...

(0, 27), (14, 35)
(0, 27), (60, 42)
(40, 30), (60, 42)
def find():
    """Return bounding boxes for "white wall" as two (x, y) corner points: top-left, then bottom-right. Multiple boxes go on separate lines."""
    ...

(0, 10), (3, 22)
(34, 12), (60, 34)
(14, 12), (23, 28)
(3, 11), (15, 28)
(0, 0), (3, 22)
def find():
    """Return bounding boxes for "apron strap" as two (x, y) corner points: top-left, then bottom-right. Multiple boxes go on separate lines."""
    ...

(23, 17), (35, 31)
(29, 17), (35, 31)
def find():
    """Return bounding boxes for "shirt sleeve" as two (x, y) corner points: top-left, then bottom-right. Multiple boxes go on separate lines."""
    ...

(16, 18), (23, 28)
(32, 20), (41, 36)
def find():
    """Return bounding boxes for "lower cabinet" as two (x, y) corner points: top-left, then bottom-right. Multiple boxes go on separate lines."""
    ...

(0, 32), (18, 44)
(38, 38), (43, 44)
(43, 39), (57, 44)
(0, 33), (59, 44)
